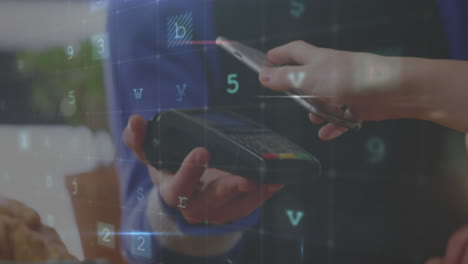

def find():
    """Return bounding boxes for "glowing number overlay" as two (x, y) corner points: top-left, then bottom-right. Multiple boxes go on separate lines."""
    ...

(137, 237), (145, 251)
(367, 136), (386, 164)
(290, 0), (305, 18)
(67, 45), (74, 60)
(91, 33), (109, 60)
(47, 214), (54, 227)
(72, 178), (78, 196)
(97, 222), (115, 248)
(18, 131), (30, 151)
(46, 175), (54, 189)
(68, 91), (75, 105)
(227, 73), (239, 94)
(131, 232), (152, 258)
(102, 228), (111, 242)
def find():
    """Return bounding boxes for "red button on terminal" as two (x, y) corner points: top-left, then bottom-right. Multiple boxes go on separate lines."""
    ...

(262, 153), (279, 160)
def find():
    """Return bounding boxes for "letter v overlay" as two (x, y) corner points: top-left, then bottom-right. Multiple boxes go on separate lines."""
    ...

(288, 72), (306, 89)
(133, 88), (143, 99)
(286, 210), (304, 227)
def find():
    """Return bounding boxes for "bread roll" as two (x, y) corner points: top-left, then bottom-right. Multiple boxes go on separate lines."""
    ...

(0, 197), (76, 262)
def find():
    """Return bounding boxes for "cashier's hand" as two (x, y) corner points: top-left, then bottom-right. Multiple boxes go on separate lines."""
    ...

(425, 225), (468, 264)
(259, 41), (414, 141)
(123, 114), (284, 225)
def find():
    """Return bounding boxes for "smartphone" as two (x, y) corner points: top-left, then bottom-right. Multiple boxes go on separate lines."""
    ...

(216, 36), (362, 132)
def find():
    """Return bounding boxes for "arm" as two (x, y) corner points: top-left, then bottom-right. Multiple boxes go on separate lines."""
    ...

(259, 41), (468, 139)
(401, 57), (468, 133)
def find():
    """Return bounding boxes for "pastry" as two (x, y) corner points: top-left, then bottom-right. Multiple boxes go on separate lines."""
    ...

(0, 197), (76, 262)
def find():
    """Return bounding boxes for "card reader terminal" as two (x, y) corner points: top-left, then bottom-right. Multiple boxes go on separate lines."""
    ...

(143, 109), (321, 184)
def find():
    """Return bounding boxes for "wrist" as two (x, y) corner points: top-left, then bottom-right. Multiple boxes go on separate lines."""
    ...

(146, 188), (243, 257)
(399, 58), (468, 132)
(388, 56), (436, 120)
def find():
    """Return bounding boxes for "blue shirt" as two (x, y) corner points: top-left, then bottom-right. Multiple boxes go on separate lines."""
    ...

(438, 0), (468, 60)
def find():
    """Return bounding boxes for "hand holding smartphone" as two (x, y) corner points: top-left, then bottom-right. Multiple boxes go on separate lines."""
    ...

(216, 36), (361, 132)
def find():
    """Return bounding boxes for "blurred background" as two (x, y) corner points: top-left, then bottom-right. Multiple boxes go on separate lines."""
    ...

(0, 0), (111, 260)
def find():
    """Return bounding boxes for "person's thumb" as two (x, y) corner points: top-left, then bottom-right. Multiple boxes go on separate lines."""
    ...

(166, 147), (210, 203)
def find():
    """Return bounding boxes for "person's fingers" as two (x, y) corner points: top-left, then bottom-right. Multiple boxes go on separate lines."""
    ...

(161, 147), (210, 207)
(190, 174), (257, 211)
(425, 258), (442, 264)
(317, 107), (358, 141)
(318, 123), (349, 141)
(123, 114), (147, 162)
(309, 113), (324, 124)
(445, 225), (468, 264)
(259, 65), (306, 91)
(207, 184), (284, 224)
(266, 40), (314, 65)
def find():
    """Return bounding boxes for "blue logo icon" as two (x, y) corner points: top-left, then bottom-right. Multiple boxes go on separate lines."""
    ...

(18, 131), (30, 151)
(91, 33), (109, 60)
(367, 136), (386, 164)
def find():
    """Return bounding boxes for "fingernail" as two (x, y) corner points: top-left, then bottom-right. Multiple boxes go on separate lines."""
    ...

(127, 119), (134, 132)
(323, 129), (346, 140)
(268, 184), (284, 192)
(195, 152), (203, 164)
(195, 149), (208, 164)
(260, 70), (272, 83)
